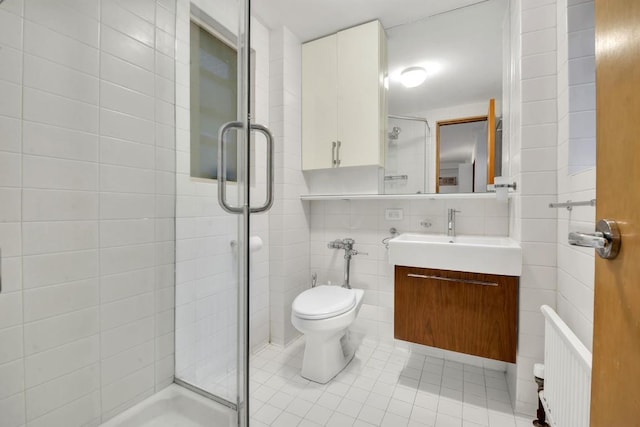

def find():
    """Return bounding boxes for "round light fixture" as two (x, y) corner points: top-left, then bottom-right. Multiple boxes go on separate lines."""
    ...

(400, 66), (427, 88)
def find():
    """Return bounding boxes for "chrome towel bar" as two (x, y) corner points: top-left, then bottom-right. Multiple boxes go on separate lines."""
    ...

(549, 199), (596, 211)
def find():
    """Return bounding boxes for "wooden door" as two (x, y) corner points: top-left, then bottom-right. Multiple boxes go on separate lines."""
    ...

(486, 98), (496, 185)
(591, 0), (640, 423)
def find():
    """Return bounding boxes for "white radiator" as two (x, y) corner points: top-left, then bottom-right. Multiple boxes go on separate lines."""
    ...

(540, 305), (592, 427)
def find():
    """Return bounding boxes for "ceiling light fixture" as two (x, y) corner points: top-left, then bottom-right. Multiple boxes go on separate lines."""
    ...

(400, 66), (427, 88)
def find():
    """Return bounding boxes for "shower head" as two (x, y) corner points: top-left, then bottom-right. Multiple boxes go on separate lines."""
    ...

(389, 126), (401, 140)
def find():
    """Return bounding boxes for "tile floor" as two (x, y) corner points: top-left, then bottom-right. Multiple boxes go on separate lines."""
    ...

(249, 338), (533, 427)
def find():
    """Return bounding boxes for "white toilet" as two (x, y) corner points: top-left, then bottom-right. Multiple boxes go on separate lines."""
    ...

(291, 285), (364, 383)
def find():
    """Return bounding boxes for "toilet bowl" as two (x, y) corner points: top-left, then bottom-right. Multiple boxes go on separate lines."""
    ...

(291, 285), (364, 383)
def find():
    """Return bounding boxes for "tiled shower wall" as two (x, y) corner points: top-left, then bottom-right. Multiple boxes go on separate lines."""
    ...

(0, 0), (177, 425)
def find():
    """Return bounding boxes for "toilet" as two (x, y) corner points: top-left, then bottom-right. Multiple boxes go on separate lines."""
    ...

(291, 285), (364, 383)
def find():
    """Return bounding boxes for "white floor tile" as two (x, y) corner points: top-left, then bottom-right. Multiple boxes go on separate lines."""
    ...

(328, 411), (356, 427)
(247, 341), (518, 427)
(358, 405), (385, 425)
(253, 403), (281, 425)
(272, 411), (302, 427)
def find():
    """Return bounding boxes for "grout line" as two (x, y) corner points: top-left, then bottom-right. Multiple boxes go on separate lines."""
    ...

(16, 1), (28, 424)
(96, 0), (104, 422)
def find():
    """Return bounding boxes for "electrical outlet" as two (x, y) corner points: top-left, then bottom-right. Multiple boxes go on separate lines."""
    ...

(385, 208), (404, 220)
(420, 219), (432, 228)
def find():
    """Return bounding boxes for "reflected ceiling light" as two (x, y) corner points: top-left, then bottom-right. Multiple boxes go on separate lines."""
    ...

(400, 66), (427, 88)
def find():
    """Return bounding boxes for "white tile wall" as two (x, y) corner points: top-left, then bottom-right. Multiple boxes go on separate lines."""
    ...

(268, 26), (310, 347)
(506, 0), (560, 416)
(309, 197), (510, 350)
(0, 1), (177, 425)
(506, 0), (593, 417)
(556, 0), (596, 351)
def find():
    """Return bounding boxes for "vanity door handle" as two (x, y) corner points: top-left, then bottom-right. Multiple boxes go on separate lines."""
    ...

(407, 273), (498, 287)
(332, 141), (337, 167)
(336, 140), (341, 166)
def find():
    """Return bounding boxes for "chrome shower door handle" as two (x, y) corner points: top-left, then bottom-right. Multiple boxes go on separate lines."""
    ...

(217, 121), (275, 214)
(568, 219), (621, 259)
(218, 121), (244, 214)
(249, 123), (274, 213)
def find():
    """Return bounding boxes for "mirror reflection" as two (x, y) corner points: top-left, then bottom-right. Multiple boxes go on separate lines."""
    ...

(385, 0), (507, 194)
(255, 0), (509, 195)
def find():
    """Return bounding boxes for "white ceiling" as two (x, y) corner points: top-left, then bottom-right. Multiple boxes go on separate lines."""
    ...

(253, 0), (487, 43)
(253, 0), (507, 116)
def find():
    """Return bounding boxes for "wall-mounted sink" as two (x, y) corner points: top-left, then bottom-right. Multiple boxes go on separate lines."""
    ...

(388, 233), (522, 276)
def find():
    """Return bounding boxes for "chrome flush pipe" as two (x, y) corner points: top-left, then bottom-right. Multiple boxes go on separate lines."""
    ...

(327, 238), (368, 289)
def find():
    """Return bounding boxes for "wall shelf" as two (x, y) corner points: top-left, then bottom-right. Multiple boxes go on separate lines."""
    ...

(300, 193), (508, 201)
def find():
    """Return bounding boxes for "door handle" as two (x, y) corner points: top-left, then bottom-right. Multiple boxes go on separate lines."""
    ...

(217, 121), (275, 214)
(218, 121), (244, 214)
(568, 219), (620, 259)
(336, 140), (341, 167)
(332, 141), (337, 167)
(249, 123), (274, 213)
(568, 231), (606, 249)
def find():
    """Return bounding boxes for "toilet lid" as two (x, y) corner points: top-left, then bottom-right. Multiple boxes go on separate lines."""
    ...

(292, 285), (356, 320)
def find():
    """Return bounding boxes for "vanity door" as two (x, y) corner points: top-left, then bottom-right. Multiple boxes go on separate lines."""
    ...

(394, 266), (518, 363)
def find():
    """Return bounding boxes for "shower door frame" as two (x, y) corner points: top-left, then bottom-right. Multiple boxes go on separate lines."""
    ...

(172, 1), (261, 425)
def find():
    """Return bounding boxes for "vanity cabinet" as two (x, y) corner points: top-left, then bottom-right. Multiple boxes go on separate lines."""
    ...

(302, 20), (387, 170)
(394, 265), (518, 363)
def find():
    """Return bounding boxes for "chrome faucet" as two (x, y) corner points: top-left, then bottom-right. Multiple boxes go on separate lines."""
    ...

(447, 209), (461, 237)
(327, 238), (368, 289)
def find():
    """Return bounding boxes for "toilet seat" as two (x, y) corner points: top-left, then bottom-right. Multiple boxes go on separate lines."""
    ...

(292, 285), (356, 320)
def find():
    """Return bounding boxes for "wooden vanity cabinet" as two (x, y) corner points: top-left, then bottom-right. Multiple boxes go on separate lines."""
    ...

(394, 266), (518, 363)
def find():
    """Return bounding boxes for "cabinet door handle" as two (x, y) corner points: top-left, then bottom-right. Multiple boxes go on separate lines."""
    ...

(336, 140), (341, 166)
(332, 141), (337, 167)
(407, 273), (498, 287)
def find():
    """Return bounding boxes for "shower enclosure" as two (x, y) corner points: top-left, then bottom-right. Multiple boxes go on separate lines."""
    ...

(174, 0), (272, 424)
(384, 115), (430, 194)
(0, 0), (266, 425)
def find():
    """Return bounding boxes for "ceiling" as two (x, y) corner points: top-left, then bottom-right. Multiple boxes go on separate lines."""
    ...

(253, 0), (488, 43)
(253, 0), (507, 115)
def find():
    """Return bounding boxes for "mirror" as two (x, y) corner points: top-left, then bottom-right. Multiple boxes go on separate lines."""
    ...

(254, 0), (509, 194)
(435, 102), (503, 194)
(385, 0), (507, 194)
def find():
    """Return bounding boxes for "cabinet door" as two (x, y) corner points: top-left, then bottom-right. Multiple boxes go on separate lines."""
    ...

(337, 21), (384, 168)
(394, 266), (518, 363)
(302, 34), (338, 170)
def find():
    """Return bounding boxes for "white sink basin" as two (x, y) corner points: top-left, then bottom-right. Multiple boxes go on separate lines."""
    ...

(388, 233), (522, 276)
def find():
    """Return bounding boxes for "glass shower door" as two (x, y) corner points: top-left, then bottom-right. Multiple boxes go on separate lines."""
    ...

(174, 0), (269, 425)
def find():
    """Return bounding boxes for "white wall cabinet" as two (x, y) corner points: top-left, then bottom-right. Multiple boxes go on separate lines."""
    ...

(302, 20), (387, 171)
